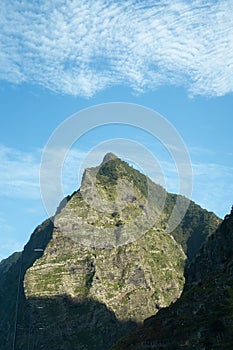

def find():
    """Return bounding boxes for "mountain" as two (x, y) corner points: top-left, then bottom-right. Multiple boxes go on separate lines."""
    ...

(0, 153), (220, 350)
(111, 208), (233, 350)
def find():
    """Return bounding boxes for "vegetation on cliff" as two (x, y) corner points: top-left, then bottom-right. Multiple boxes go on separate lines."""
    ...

(111, 209), (233, 350)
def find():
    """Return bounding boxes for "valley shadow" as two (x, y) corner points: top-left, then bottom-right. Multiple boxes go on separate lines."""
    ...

(16, 295), (138, 350)
(0, 219), (53, 350)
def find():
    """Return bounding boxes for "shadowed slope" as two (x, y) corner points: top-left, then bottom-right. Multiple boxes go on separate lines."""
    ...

(110, 210), (233, 350)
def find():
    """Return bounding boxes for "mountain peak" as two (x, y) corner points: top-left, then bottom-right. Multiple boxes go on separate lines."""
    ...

(0, 149), (222, 350)
(102, 152), (118, 164)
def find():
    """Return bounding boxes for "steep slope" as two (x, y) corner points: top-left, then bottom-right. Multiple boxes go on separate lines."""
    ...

(111, 209), (233, 350)
(172, 199), (220, 261)
(0, 219), (53, 350)
(186, 207), (233, 285)
(0, 153), (220, 350)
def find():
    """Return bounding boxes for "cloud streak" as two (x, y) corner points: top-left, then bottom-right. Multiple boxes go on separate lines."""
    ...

(0, 0), (233, 97)
(0, 145), (40, 199)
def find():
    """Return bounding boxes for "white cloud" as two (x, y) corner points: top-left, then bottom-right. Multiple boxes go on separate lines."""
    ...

(0, 0), (233, 97)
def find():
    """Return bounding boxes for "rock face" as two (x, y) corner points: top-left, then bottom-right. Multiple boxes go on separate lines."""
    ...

(111, 209), (233, 350)
(23, 229), (185, 350)
(25, 228), (185, 322)
(0, 153), (220, 350)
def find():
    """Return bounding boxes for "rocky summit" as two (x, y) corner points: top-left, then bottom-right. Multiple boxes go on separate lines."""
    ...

(0, 153), (220, 350)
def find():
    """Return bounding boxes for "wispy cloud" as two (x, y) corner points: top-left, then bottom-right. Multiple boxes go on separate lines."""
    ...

(0, 215), (22, 261)
(189, 146), (215, 156)
(0, 144), (232, 218)
(0, 145), (40, 199)
(63, 146), (233, 218)
(0, 215), (13, 233)
(0, 238), (23, 262)
(0, 0), (232, 97)
(0, 144), (86, 203)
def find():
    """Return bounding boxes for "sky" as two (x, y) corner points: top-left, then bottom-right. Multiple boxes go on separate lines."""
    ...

(0, 0), (233, 261)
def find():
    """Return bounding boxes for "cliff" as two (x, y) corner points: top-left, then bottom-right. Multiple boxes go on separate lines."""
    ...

(111, 209), (233, 349)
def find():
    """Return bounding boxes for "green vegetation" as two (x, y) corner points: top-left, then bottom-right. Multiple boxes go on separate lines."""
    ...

(163, 194), (220, 261)
(97, 158), (148, 197)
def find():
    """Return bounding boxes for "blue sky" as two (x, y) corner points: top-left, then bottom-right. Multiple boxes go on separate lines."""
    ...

(0, 0), (233, 261)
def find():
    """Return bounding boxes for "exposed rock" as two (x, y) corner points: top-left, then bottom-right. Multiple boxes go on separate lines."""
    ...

(111, 209), (233, 350)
